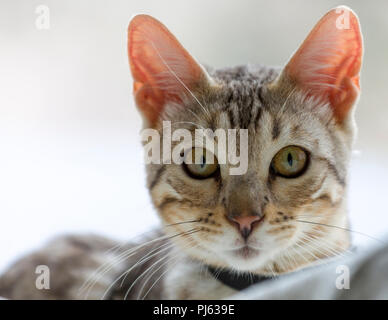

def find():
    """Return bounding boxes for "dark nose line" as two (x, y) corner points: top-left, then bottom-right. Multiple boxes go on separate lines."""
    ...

(240, 226), (252, 240)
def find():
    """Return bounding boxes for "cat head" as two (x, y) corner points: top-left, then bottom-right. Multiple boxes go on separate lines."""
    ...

(127, 6), (363, 273)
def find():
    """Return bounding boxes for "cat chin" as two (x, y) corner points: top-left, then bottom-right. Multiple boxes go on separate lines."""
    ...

(221, 248), (273, 272)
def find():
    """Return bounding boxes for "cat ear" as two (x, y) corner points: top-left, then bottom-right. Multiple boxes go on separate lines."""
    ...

(277, 6), (363, 123)
(128, 14), (211, 127)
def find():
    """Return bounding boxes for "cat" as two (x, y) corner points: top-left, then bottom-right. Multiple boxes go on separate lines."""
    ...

(0, 6), (363, 299)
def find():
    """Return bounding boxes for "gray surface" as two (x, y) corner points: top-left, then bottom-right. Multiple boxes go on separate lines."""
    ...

(232, 238), (388, 299)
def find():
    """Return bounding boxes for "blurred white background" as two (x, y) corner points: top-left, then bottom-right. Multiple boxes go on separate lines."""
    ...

(1, 0), (388, 272)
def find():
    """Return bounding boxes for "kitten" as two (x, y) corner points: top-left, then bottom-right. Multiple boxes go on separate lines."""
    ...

(0, 6), (363, 299)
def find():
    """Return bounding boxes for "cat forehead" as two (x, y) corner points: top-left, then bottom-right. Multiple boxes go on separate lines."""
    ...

(164, 91), (334, 160)
(211, 64), (280, 84)
(164, 66), (278, 127)
(215, 96), (333, 153)
(178, 85), (332, 135)
(209, 65), (332, 128)
(163, 64), (335, 149)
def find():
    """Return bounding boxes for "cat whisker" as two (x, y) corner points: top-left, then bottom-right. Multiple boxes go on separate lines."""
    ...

(100, 227), (172, 259)
(140, 255), (182, 300)
(284, 232), (340, 269)
(99, 228), (201, 300)
(301, 232), (352, 258)
(79, 232), (175, 297)
(281, 249), (300, 270)
(294, 231), (354, 267)
(279, 87), (297, 115)
(265, 262), (278, 277)
(163, 219), (201, 227)
(187, 108), (209, 126)
(150, 41), (212, 121)
(123, 247), (175, 300)
(135, 251), (179, 300)
(80, 228), (199, 299)
(171, 121), (206, 130)
(298, 235), (345, 260)
(99, 242), (175, 300)
(140, 246), (198, 300)
(295, 218), (387, 245)
(288, 245), (310, 265)
(293, 240), (342, 269)
(274, 253), (293, 272)
(211, 266), (223, 282)
(293, 240), (321, 261)
(136, 239), (199, 300)
(302, 229), (354, 254)
(118, 241), (174, 289)
(120, 228), (200, 292)
(117, 227), (200, 289)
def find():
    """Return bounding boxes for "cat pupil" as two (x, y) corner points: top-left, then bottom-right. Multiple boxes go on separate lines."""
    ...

(200, 155), (206, 168)
(287, 153), (293, 166)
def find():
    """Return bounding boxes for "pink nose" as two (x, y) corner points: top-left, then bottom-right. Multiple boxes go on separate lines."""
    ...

(231, 215), (263, 239)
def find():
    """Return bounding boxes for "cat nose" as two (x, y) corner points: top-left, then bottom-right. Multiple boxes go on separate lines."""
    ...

(229, 215), (263, 239)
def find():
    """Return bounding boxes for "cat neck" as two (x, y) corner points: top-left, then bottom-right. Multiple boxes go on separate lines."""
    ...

(206, 265), (273, 291)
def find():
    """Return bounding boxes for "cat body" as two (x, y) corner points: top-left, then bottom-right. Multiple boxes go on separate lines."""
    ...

(0, 233), (236, 299)
(0, 6), (363, 299)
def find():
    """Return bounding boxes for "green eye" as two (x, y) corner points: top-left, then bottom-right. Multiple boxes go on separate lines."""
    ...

(183, 147), (219, 179)
(271, 146), (309, 178)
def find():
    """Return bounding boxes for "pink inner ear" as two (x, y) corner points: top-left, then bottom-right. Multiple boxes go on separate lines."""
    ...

(128, 15), (206, 126)
(284, 7), (363, 121)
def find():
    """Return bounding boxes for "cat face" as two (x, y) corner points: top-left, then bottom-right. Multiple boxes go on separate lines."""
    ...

(128, 7), (363, 274)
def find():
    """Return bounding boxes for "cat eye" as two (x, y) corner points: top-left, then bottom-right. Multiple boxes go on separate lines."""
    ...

(271, 146), (309, 178)
(183, 147), (219, 179)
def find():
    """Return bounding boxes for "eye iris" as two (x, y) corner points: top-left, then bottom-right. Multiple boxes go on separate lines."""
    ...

(183, 148), (219, 179)
(272, 146), (308, 178)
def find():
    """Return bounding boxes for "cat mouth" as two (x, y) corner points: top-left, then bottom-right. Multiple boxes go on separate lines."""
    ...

(230, 246), (260, 259)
